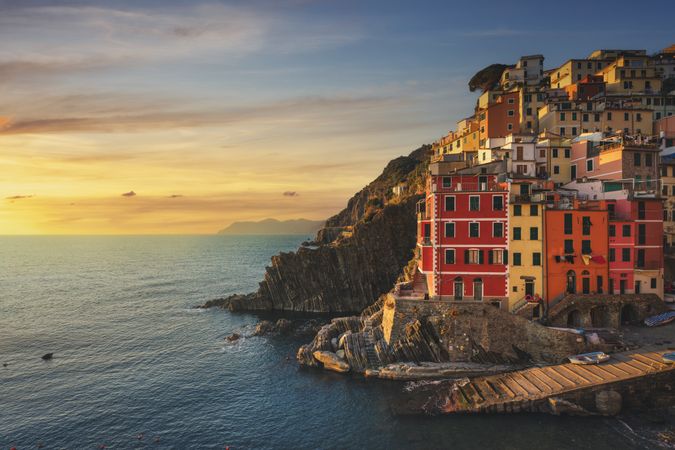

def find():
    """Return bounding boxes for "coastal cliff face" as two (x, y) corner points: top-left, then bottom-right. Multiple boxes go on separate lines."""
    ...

(203, 145), (431, 313)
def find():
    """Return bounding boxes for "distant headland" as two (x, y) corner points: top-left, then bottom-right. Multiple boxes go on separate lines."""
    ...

(217, 218), (325, 235)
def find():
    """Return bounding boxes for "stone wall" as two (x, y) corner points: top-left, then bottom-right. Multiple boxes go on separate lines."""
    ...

(383, 295), (588, 364)
(546, 294), (667, 329)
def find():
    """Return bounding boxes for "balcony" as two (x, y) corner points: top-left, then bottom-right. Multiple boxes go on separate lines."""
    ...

(434, 182), (506, 193)
(509, 193), (548, 203)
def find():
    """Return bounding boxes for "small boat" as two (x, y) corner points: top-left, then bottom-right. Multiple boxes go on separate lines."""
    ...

(568, 351), (610, 365)
(662, 353), (675, 364)
(644, 311), (675, 327)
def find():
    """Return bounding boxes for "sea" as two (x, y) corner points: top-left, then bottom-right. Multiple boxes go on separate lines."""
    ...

(0, 235), (670, 449)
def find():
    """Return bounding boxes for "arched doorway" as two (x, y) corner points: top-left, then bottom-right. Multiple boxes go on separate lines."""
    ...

(620, 304), (638, 325)
(590, 305), (611, 328)
(581, 270), (591, 294)
(567, 309), (582, 328)
(473, 278), (483, 301)
(566, 270), (576, 294)
(453, 277), (463, 301)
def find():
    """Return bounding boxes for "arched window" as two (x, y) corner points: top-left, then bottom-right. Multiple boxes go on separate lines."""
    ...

(566, 270), (576, 294)
(473, 278), (483, 301)
(454, 276), (463, 301)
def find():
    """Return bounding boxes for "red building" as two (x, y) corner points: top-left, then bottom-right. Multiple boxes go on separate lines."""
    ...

(417, 161), (509, 305)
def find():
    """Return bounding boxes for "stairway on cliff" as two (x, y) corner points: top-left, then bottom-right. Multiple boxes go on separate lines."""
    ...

(363, 318), (380, 368)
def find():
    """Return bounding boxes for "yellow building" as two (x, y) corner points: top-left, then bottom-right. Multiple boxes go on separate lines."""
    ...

(538, 100), (653, 137)
(601, 55), (662, 95)
(537, 133), (572, 184)
(550, 59), (612, 89)
(508, 180), (550, 315)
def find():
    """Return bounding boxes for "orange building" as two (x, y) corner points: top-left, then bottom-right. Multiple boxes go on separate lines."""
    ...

(478, 91), (520, 145)
(544, 199), (610, 304)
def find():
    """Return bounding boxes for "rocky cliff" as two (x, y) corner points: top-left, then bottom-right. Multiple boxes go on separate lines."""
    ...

(202, 145), (431, 313)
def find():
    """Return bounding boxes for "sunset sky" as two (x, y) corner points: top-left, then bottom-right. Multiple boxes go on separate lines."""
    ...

(1, 0), (672, 234)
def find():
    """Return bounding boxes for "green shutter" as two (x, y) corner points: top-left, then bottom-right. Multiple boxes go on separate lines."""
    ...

(503, 250), (508, 264)
(479, 250), (484, 264)
(464, 249), (470, 264)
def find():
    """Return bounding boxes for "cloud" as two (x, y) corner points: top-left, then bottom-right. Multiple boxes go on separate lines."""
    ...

(5, 195), (33, 200)
(0, 94), (404, 135)
(167, 194), (183, 198)
(282, 191), (299, 197)
(121, 191), (136, 197)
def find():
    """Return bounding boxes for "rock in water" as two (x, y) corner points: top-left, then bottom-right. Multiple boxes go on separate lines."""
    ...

(312, 351), (350, 373)
(253, 320), (275, 336)
(41, 353), (53, 360)
(275, 319), (292, 334)
(225, 333), (241, 342)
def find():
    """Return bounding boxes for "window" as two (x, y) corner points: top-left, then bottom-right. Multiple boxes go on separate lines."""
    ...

(564, 148), (570, 158)
(583, 113), (588, 122)
(508, 98), (515, 104)
(442, 177), (452, 188)
(572, 127), (577, 136)
(609, 248), (616, 262)
(445, 222), (455, 238)
(530, 227), (538, 240)
(469, 222), (479, 238)
(533, 252), (541, 266)
(622, 248), (631, 262)
(489, 249), (503, 264)
(514, 205), (521, 216)
(582, 240), (592, 254)
(607, 112), (612, 120)
(638, 201), (645, 220)
(466, 249), (482, 264)
(552, 148), (559, 158)
(597, 276), (603, 294)
(507, 123), (513, 131)
(634, 152), (641, 166)
(636, 249), (645, 268)
(513, 252), (522, 266)
(622, 224), (631, 237)
(624, 112), (629, 121)
(586, 159), (593, 172)
(513, 227), (521, 240)
(594, 113), (600, 121)
(539, 149), (545, 158)
(560, 112), (566, 121)
(445, 196), (455, 211)
(564, 239), (574, 253)
(645, 153), (652, 166)
(445, 249), (455, 264)
(530, 205), (538, 216)
(469, 196), (480, 211)
(564, 213), (573, 234)
(651, 278), (657, 289)
(582, 277), (590, 294)
(526, 107), (532, 115)
(493, 222), (503, 238)
(560, 127), (566, 136)
(638, 223), (646, 245)
(553, 165), (560, 174)
(493, 196), (503, 211)
(508, 110), (515, 116)
(609, 225), (616, 237)
(582, 216), (591, 235)
(572, 112), (577, 121)
(570, 164), (576, 180)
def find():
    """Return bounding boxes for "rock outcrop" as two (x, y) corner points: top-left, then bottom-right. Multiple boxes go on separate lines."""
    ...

(203, 145), (431, 313)
(298, 297), (596, 378)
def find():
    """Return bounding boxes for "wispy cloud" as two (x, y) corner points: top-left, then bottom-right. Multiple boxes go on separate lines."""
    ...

(5, 195), (34, 201)
(282, 191), (299, 197)
(121, 191), (136, 197)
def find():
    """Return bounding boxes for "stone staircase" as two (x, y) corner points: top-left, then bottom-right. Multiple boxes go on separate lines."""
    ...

(363, 318), (379, 368)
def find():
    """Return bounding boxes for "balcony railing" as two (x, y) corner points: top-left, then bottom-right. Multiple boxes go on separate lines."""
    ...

(510, 193), (548, 203)
(435, 182), (506, 193)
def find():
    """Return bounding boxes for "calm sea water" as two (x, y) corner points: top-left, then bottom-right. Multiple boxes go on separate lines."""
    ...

(0, 236), (666, 449)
